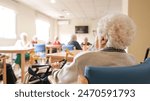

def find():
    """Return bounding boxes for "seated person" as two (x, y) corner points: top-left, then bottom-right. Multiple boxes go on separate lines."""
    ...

(46, 38), (52, 45)
(53, 36), (61, 45)
(81, 37), (92, 50)
(81, 37), (92, 46)
(68, 34), (82, 50)
(14, 32), (31, 68)
(31, 35), (38, 47)
(49, 13), (137, 84)
(52, 36), (61, 53)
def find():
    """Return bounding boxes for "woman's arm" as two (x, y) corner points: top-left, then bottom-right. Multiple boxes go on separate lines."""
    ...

(50, 61), (79, 84)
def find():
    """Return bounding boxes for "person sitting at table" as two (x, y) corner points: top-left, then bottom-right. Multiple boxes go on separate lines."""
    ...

(81, 37), (92, 46)
(14, 32), (31, 72)
(81, 37), (92, 51)
(49, 13), (137, 84)
(46, 37), (52, 45)
(53, 36), (61, 45)
(52, 36), (61, 53)
(31, 35), (38, 47)
(68, 34), (82, 50)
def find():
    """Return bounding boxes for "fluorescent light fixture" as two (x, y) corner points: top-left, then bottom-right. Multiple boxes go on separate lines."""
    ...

(50, 0), (56, 4)
(62, 10), (70, 16)
(58, 20), (70, 25)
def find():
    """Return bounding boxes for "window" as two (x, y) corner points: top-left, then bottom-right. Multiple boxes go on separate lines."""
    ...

(35, 19), (50, 41)
(0, 6), (16, 39)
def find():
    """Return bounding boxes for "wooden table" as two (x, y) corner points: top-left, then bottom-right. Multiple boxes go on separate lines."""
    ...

(46, 45), (61, 53)
(0, 46), (34, 83)
(47, 50), (81, 63)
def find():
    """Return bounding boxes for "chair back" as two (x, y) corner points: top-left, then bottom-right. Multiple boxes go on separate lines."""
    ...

(62, 45), (74, 51)
(34, 44), (46, 58)
(84, 58), (150, 84)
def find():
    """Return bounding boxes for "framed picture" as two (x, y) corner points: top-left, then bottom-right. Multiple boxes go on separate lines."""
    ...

(75, 26), (88, 34)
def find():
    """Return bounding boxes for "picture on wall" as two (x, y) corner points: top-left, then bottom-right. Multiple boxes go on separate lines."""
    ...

(75, 26), (88, 34)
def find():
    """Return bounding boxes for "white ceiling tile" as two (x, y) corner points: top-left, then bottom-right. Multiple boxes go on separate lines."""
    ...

(15, 0), (123, 20)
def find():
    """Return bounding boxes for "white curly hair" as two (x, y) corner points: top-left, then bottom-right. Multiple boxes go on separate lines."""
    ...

(97, 13), (136, 49)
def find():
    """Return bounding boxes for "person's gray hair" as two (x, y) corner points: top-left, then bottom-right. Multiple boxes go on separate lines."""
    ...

(71, 34), (77, 41)
(20, 32), (28, 43)
(20, 32), (28, 39)
(97, 13), (136, 49)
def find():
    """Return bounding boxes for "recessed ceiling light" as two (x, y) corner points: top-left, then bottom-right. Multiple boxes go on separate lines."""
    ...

(50, 0), (56, 4)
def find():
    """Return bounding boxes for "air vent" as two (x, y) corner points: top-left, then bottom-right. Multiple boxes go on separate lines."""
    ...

(57, 19), (70, 25)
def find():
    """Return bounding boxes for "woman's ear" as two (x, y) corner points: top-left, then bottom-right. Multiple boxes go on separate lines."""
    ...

(100, 35), (108, 48)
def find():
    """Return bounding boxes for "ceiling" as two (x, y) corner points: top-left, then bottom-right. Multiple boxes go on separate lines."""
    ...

(14, 0), (122, 20)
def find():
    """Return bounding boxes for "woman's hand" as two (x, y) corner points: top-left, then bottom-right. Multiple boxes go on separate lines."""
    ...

(51, 62), (61, 69)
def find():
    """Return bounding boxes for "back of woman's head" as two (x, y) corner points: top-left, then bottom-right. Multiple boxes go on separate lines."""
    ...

(97, 13), (136, 49)
(71, 34), (77, 41)
(84, 37), (88, 42)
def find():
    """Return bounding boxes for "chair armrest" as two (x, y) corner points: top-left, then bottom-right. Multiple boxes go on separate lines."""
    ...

(77, 75), (88, 84)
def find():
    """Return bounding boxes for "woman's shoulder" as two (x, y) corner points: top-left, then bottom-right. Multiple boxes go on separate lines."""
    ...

(69, 40), (78, 45)
(74, 50), (100, 60)
(81, 42), (84, 45)
(87, 42), (92, 45)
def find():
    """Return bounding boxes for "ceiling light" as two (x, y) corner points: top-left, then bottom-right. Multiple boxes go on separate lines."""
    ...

(66, 12), (70, 16)
(62, 10), (70, 16)
(50, 0), (56, 4)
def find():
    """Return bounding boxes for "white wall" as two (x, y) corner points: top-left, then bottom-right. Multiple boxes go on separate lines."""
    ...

(122, 0), (128, 15)
(0, 0), (57, 46)
(0, 0), (125, 46)
(58, 18), (98, 45)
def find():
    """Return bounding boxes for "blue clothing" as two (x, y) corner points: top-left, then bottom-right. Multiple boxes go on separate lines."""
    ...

(68, 41), (82, 50)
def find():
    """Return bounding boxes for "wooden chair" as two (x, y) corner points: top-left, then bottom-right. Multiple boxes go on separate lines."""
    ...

(0, 55), (9, 84)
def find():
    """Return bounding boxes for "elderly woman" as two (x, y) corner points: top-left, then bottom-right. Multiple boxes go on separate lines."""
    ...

(81, 37), (92, 51)
(31, 35), (38, 47)
(81, 37), (91, 46)
(15, 32), (31, 67)
(68, 34), (82, 50)
(49, 13), (137, 84)
(52, 36), (61, 53)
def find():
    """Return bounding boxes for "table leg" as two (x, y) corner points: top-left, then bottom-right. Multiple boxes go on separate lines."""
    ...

(49, 48), (52, 53)
(21, 52), (25, 83)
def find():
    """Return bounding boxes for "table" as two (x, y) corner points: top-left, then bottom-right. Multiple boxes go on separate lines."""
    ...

(47, 50), (81, 63)
(0, 46), (34, 83)
(46, 45), (61, 53)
